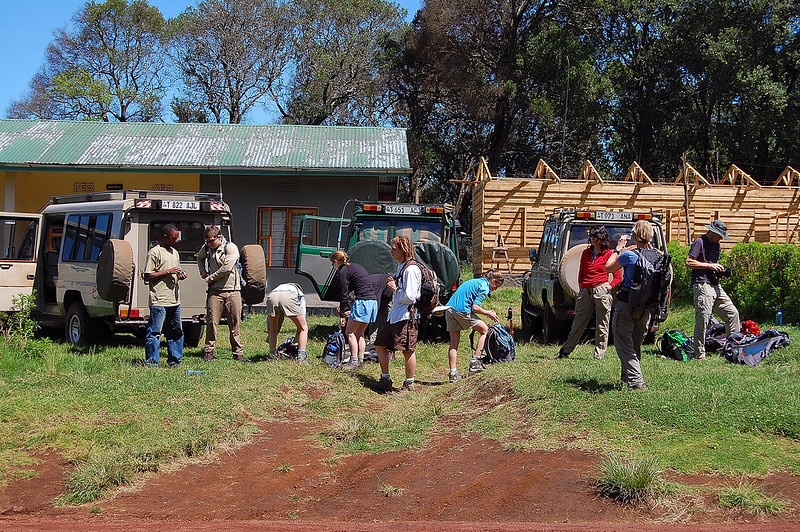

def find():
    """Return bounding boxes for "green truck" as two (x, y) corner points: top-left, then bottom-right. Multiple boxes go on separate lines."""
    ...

(295, 200), (461, 328)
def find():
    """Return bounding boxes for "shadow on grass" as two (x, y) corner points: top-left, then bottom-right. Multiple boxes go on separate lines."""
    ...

(309, 323), (339, 341)
(564, 376), (619, 394)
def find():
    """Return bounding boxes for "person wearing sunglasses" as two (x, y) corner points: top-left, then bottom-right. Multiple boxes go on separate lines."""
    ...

(197, 226), (247, 363)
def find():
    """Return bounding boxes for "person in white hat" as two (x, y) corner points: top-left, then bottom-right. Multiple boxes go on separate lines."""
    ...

(685, 219), (740, 359)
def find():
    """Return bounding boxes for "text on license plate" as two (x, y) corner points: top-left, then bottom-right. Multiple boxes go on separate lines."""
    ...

(163, 201), (199, 210)
(384, 205), (422, 215)
(594, 211), (632, 221)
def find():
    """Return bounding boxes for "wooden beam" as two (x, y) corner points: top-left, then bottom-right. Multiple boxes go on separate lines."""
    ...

(579, 160), (603, 183)
(674, 162), (711, 188)
(532, 159), (560, 182)
(773, 166), (800, 187)
(721, 164), (761, 189)
(624, 161), (654, 185)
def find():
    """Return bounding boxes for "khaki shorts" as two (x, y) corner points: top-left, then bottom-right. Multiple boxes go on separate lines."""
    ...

(375, 319), (417, 352)
(446, 308), (482, 331)
(266, 291), (302, 317)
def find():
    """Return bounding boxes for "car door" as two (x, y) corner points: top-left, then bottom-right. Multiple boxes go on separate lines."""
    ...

(294, 215), (346, 300)
(0, 213), (42, 311)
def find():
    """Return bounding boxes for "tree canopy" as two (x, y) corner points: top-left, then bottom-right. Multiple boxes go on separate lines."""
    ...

(6, 0), (800, 207)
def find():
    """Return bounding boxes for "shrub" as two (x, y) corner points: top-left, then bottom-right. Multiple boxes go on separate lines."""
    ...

(727, 243), (800, 322)
(595, 454), (661, 503)
(0, 292), (39, 348)
(667, 241), (691, 306)
(667, 241), (800, 322)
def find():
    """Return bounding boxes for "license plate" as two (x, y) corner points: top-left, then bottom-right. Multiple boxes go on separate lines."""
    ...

(595, 211), (632, 221)
(162, 200), (199, 210)
(384, 204), (422, 215)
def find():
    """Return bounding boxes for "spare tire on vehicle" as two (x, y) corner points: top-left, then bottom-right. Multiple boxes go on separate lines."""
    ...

(347, 240), (395, 275)
(96, 239), (134, 303)
(558, 245), (615, 299)
(240, 244), (267, 305)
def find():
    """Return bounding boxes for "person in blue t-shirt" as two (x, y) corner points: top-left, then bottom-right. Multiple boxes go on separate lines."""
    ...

(604, 220), (659, 391)
(444, 270), (504, 382)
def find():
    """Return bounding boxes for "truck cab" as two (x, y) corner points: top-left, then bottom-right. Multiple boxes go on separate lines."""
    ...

(521, 209), (669, 343)
(1, 190), (234, 345)
(295, 200), (461, 305)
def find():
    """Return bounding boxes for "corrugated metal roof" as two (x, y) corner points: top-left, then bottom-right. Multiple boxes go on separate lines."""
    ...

(0, 120), (410, 173)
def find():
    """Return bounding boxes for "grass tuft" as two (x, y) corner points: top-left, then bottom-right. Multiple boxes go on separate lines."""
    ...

(717, 481), (789, 515)
(595, 454), (661, 503)
(378, 482), (407, 497)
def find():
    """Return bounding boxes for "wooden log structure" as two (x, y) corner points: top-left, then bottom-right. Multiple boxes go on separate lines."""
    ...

(472, 161), (800, 276)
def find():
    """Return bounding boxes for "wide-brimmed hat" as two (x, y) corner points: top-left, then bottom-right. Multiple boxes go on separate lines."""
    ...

(705, 219), (729, 240)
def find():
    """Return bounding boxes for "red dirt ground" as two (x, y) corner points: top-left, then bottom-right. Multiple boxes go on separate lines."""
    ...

(2, 420), (800, 531)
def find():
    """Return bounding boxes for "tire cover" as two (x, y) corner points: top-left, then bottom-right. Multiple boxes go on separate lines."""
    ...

(96, 239), (134, 303)
(558, 245), (615, 299)
(347, 240), (395, 275)
(413, 241), (460, 290)
(240, 244), (267, 305)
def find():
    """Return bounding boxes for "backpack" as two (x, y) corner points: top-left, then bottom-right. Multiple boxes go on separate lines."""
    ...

(481, 324), (516, 364)
(659, 329), (695, 361)
(322, 330), (347, 367)
(275, 336), (299, 359)
(397, 259), (439, 317)
(627, 248), (672, 318)
(723, 329), (791, 366)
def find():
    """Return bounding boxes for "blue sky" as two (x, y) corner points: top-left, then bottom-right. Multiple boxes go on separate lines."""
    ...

(0, 0), (421, 123)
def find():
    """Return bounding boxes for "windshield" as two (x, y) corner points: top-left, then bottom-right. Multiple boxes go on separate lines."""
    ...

(567, 223), (662, 251)
(394, 221), (442, 244)
(148, 221), (231, 262)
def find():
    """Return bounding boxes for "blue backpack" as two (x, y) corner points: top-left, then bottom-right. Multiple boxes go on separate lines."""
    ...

(322, 331), (347, 367)
(477, 324), (516, 364)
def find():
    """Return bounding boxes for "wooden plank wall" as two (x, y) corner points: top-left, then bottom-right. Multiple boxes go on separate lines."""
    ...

(474, 179), (800, 275)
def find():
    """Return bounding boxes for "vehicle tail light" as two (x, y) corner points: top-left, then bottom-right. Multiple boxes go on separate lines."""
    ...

(426, 206), (444, 214)
(361, 204), (382, 212)
(635, 213), (652, 220)
(120, 308), (141, 318)
(576, 211), (592, 218)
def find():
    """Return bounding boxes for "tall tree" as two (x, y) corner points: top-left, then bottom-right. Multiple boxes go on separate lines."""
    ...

(276, 0), (406, 125)
(170, 0), (290, 124)
(8, 0), (168, 122)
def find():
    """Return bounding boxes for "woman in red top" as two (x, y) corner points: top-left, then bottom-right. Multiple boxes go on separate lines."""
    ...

(555, 225), (622, 359)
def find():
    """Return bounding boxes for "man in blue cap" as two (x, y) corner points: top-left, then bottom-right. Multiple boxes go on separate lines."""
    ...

(685, 219), (740, 359)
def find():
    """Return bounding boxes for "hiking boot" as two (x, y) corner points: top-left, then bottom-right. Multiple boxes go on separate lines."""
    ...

(629, 383), (648, 391)
(449, 371), (461, 383)
(401, 380), (416, 392)
(342, 360), (363, 371)
(376, 375), (393, 393)
(297, 351), (309, 366)
(203, 353), (214, 362)
(554, 351), (569, 360)
(468, 358), (485, 373)
(233, 355), (252, 363)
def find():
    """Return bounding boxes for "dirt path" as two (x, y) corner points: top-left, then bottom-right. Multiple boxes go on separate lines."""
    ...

(2, 420), (800, 531)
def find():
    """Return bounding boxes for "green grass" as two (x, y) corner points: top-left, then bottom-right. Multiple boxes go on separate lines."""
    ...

(595, 454), (662, 503)
(717, 481), (789, 515)
(1, 294), (799, 505)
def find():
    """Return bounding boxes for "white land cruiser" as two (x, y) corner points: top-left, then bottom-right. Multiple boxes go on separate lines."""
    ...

(0, 190), (245, 345)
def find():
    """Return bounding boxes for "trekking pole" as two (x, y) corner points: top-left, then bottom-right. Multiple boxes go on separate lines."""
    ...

(507, 307), (514, 335)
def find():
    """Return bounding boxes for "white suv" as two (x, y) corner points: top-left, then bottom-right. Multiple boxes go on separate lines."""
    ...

(0, 190), (235, 345)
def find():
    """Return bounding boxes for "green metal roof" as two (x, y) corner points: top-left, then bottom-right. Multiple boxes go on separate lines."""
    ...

(0, 120), (410, 174)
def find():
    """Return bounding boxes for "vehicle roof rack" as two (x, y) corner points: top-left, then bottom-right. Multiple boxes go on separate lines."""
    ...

(49, 190), (224, 205)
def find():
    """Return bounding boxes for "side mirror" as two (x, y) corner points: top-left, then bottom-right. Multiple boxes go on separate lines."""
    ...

(529, 248), (537, 262)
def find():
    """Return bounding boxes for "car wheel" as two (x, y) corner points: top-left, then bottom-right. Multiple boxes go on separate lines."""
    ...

(183, 323), (205, 348)
(542, 300), (563, 344)
(520, 292), (535, 342)
(240, 244), (267, 305)
(65, 302), (95, 345)
(96, 239), (134, 303)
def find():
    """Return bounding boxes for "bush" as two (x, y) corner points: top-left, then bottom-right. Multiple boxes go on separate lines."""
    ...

(595, 454), (661, 503)
(667, 241), (800, 322)
(727, 243), (800, 322)
(0, 292), (38, 348)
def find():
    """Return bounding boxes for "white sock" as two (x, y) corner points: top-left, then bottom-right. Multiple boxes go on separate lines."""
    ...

(450, 368), (458, 375)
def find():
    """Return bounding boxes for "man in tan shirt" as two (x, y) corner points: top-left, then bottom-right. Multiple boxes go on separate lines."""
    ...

(197, 226), (247, 362)
(143, 224), (186, 367)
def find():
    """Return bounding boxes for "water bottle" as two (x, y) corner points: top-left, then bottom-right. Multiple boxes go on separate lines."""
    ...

(776, 309), (783, 326)
(185, 370), (205, 376)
